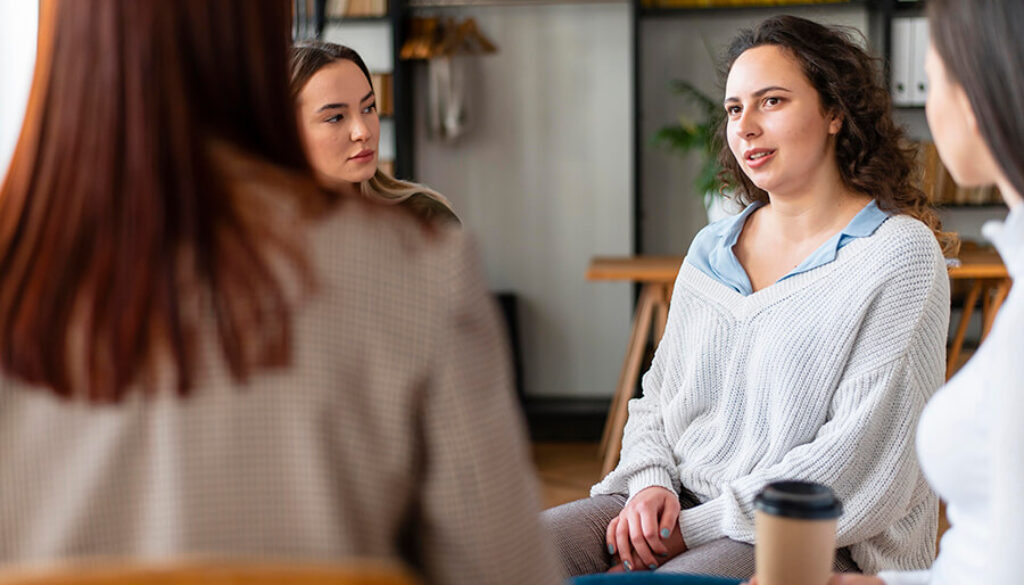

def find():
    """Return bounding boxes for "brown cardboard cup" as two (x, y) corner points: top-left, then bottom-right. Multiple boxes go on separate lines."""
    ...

(754, 481), (843, 585)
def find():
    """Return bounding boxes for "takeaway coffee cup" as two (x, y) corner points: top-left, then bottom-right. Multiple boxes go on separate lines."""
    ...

(754, 481), (843, 585)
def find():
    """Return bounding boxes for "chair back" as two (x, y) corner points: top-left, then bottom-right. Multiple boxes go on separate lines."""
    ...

(0, 560), (420, 585)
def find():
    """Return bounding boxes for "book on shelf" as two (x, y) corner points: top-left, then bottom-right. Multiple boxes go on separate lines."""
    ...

(918, 141), (1002, 206)
(370, 73), (394, 117)
(643, 0), (851, 8)
(326, 0), (388, 18)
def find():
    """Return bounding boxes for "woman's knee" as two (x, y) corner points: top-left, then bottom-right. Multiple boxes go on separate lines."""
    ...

(543, 494), (627, 576)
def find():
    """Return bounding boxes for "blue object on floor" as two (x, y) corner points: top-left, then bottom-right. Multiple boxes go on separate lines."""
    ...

(569, 574), (743, 585)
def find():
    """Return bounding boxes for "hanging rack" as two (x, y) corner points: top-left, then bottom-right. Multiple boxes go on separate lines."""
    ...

(408, 0), (625, 9)
(401, 16), (499, 58)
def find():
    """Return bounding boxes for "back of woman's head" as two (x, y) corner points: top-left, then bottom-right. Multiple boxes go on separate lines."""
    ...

(0, 0), (328, 401)
(929, 0), (1024, 198)
(717, 15), (957, 255)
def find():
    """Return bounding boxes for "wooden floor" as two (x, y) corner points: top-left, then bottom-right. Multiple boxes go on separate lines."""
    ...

(532, 442), (603, 509)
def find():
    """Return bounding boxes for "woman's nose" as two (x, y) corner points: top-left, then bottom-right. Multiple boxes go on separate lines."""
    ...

(350, 117), (371, 142)
(734, 111), (761, 139)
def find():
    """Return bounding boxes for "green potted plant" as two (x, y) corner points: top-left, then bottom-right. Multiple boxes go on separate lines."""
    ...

(653, 79), (738, 222)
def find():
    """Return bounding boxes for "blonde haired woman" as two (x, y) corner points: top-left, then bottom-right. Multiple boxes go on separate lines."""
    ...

(290, 41), (459, 224)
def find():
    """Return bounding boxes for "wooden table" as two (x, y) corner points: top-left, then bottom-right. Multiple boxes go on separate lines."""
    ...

(947, 249), (1011, 378)
(587, 257), (682, 475)
(588, 252), (1011, 475)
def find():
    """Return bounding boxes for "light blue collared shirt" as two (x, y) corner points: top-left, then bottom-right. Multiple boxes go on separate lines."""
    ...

(685, 199), (890, 296)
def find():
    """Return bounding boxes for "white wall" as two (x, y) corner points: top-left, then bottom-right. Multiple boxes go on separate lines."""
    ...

(0, 0), (38, 179)
(412, 3), (633, 399)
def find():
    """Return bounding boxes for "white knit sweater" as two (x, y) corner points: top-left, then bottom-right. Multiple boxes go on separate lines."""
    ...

(592, 215), (950, 575)
(878, 205), (1024, 585)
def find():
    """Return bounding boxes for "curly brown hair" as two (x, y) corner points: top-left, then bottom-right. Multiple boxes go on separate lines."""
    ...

(716, 15), (958, 256)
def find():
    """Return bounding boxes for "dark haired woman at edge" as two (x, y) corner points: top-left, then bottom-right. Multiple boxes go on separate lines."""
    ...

(545, 15), (954, 579)
(784, 1), (1024, 584)
(0, 2), (558, 584)
(290, 41), (459, 225)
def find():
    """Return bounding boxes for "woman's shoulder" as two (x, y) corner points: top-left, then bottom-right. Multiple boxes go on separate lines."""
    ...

(876, 213), (936, 239)
(306, 199), (475, 319)
(311, 197), (466, 272)
(399, 192), (461, 226)
(865, 213), (946, 266)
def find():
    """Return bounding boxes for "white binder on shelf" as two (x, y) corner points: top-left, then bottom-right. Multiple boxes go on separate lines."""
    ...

(891, 17), (914, 106)
(909, 17), (930, 105)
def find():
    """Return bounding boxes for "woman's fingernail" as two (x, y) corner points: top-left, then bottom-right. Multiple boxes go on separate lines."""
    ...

(660, 528), (671, 538)
(623, 561), (633, 572)
(607, 543), (615, 555)
(657, 552), (669, 557)
(648, 564), (658, 570)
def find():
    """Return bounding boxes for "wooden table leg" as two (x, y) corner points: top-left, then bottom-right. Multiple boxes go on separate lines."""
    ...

(947, 279), (983, 380)
(652, 285), (670, 345)
(983, 278), (1012, 339)
(600, 286), (657, 475)
(599, 286), (655, 456)
(981, 279), (994, 330)
(600, 284), (671, 477)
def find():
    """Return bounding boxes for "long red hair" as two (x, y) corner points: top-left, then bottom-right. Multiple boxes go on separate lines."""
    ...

(0, 0), (331, 401)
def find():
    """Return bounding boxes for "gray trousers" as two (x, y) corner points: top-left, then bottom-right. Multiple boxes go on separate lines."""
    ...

(543, 494), (859, 579)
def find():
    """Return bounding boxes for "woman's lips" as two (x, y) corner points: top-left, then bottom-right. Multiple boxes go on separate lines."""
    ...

(744, 148), (776, 169)
(349, 150), (375, 163)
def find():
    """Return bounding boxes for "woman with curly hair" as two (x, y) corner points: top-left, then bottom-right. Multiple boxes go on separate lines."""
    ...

(545, 15), (953, 579)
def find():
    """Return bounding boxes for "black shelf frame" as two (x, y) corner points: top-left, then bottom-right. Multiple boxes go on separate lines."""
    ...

(631, 0), (642, 260)
(391, 0), (414, 179)
(638, 0), (872, 18)
(892, 0), (925, 13)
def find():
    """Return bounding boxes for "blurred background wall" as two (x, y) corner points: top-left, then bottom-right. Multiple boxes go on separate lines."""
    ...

(0, 1), (38, 176)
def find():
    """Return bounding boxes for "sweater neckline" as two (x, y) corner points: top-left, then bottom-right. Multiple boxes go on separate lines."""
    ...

(678, 259), (836, 318)
(677, 224), (880, 317)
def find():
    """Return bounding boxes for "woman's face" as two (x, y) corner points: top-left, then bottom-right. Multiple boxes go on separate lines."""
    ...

(724, 45), (842, 198)
(296, 60), (380, 191)
(924, 42), (1002, 189)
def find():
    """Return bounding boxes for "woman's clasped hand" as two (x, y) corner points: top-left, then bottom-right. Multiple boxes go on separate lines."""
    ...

(606, 487), (687, 571)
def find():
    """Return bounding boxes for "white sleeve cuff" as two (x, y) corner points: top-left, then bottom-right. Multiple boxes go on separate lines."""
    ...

(876, 569), (931, 585)
(625, 466), (677, 502)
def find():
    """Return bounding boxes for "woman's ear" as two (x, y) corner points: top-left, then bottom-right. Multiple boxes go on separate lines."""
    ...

(954, 84), (980, 135)
(828, 112), (843, 135)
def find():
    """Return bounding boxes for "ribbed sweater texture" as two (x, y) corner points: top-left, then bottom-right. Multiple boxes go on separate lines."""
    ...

(592, 215), (950, 575)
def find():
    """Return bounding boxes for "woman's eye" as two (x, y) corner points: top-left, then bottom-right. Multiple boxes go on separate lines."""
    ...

(363, 102), (377, 114)
(325, 114), (343, 123)
(764, 96), (782, 107)
(726, 105), (742, 116)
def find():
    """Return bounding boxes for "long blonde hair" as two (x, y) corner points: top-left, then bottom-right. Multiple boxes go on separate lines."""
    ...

(290, 41), (457, 220)
(364, 169), (454, 210)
